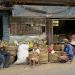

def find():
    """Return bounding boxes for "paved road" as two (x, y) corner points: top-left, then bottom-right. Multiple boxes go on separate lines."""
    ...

(0, 59), (75, 75)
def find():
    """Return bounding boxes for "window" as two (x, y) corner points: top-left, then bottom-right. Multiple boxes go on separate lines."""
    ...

(42, 26), (46, 33)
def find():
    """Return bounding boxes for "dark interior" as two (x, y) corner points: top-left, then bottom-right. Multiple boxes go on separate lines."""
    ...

(53, 20), (75, 35)
(0, 16), (3, 40)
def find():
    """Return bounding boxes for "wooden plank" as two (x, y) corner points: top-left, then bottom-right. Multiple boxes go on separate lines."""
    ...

(1, 0), (75, 6)
(13, 0), (75, 6)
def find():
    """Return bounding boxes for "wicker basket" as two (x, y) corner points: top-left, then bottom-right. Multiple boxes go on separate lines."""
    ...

(49, 51), (61, 63)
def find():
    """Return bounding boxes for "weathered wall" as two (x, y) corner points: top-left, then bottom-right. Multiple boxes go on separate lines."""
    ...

(0, 12), (10, 41)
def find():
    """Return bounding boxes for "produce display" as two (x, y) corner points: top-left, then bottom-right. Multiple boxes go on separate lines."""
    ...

(0, 40), (63, 64)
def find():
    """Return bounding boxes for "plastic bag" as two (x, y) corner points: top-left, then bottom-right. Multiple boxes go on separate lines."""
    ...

(14, 44), (29, 64)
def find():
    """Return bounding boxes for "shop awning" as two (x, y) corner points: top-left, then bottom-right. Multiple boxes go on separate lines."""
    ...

(12, 5), (75, 18)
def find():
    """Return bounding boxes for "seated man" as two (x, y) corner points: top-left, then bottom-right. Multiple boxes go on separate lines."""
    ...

(64, 39), (74, 63)
(29, 52), (39, 65)
(0, 43), (10, 68)
(29, 43), (40, 66)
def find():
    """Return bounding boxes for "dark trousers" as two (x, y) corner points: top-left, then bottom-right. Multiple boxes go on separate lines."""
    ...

(68, 54), (73, 62)
(3, 53), (10, 68)
(0, 54), (5, 68)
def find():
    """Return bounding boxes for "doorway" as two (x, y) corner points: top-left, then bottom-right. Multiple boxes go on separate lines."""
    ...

(53, 19), (75, 42)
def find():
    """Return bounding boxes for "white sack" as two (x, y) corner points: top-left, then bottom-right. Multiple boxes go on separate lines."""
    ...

(14, 44), (29, 64)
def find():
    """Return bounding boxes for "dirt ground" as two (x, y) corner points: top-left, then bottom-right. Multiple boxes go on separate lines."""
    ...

(0, 61), (75, 75)
(1, 56), (75, 75)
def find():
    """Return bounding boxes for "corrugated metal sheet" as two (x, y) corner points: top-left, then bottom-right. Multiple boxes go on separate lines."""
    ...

(12, 5), (75, 18)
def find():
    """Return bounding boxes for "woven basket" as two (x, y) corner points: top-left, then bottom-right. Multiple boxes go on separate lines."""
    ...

(49, 51), (61, 63)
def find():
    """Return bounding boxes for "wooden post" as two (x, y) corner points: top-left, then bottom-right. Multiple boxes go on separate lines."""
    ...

(46, 18), (53, 45)
(46, 18), (53, 62)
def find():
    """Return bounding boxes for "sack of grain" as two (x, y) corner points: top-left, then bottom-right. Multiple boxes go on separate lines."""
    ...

(39, 49), (48, 63)
(5, 46), (17, 51)
(5, 46), (17, 56)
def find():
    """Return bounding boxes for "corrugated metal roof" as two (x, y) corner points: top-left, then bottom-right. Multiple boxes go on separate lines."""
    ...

(12, 5), (75, 18)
